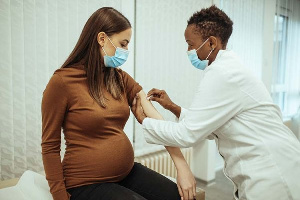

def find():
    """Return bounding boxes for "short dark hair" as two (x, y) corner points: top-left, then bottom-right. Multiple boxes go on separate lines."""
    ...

(187, 5), (233, 46)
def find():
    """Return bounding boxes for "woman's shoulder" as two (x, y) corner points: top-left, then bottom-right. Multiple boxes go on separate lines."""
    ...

(116, 68), (135, 83)
(116, 68), (130, 78)
(53, 64), (86, 78)
(116, 68), (142, 92)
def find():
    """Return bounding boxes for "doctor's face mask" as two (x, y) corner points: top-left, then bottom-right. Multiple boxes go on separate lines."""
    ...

(187, 37), (214, 70)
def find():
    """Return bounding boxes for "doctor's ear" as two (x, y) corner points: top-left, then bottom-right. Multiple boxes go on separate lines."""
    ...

(209, 36), (218, 49)
(97, 32), (106, 47)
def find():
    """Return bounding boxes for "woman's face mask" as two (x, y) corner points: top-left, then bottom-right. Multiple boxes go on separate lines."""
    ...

(187, 37), (214, 70)
(102, 36), (129, 68)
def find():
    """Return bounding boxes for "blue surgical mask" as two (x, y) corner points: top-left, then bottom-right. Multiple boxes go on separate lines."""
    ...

(102, 36), (129, 68)
(187, 38), (214, 70)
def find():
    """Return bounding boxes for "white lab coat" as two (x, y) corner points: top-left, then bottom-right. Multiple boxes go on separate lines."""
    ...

(142, 50), (300, 200)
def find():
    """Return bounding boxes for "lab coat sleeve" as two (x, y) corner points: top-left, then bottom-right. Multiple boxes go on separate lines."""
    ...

(142, 68), (243, 148)
(175, 107), (188, 122)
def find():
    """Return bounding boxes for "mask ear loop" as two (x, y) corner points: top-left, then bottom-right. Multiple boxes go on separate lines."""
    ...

(106, 36), (117, 49)
(102, 46), (108, 56)
(101, 34), (116, 56)
(206, 47), (215, 60)
(196, 37), (210, 52)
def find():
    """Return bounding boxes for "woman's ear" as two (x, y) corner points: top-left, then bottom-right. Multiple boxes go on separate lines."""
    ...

(209, 36), (218, 49)
(97, 32), (106, 47)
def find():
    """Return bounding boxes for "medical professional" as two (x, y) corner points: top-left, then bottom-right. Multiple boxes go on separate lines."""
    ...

(131, 5), (300, 200)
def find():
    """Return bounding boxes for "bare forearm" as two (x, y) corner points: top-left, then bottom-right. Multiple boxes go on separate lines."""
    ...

(138, 90), (196, 199)
(139, 90), (164, 119)
(165, 146), (189, 169)
(138, 91), (188, 169)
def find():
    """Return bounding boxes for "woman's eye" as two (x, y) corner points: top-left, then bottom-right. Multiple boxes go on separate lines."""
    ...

(122, 41), (129, 47)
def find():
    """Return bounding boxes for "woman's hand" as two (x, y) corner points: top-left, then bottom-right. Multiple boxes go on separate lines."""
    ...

(131, 94), (147, 124)
(147, 88), (174, 110)
(176, 164), (197, 200)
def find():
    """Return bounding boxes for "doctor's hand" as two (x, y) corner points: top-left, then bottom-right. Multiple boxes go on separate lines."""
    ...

(147, 88), (174, 110)
(131, 94), (147, 124)
(176, 164), (197, 200)
(147, 88), (182, 119)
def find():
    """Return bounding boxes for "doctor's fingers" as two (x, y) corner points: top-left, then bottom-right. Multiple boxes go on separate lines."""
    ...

(147, 88), (166, 97)
(149, 96), (163, 104)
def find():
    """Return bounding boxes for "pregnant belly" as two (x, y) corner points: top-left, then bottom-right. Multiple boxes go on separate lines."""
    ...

(63, 135), (134, 187)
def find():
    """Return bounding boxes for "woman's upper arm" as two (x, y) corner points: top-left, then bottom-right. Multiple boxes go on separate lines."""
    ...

(41, 73), (68, 153)
(138, 90), (164, 120)
(119, 69), (142, 107)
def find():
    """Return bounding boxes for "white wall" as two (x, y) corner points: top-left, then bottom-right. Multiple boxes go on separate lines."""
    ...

(134, 0), (213, 156)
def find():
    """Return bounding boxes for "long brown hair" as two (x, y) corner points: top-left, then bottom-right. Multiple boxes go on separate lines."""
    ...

(61, 7), (131, 107)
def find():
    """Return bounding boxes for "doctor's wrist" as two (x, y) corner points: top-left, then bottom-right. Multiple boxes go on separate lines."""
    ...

(167, 103), (181, 119)
(165, 102), (175, 111)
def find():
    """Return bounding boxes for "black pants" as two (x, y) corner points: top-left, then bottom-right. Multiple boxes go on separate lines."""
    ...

(67, 162), (181, 200)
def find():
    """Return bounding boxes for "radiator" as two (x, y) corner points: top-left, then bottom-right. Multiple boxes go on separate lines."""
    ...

(134, 148), (193, 178)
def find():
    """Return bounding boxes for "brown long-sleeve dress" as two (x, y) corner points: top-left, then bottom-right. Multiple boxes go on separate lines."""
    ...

(41, 64), (142, 200)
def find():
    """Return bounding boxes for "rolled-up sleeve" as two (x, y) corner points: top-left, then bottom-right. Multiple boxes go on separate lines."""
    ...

(175, 107), (188, 122)
(142, 68), (243, 148)
(118, 69), (142, 107)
